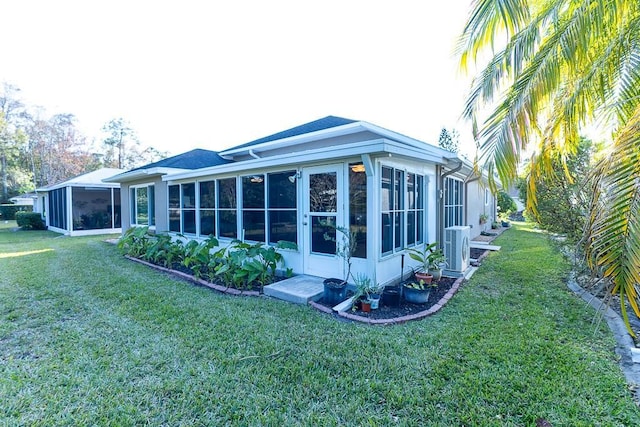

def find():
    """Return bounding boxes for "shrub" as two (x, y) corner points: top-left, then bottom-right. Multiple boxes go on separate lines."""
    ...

(15, 212), (46, 230)
(0, 204), (32, 220)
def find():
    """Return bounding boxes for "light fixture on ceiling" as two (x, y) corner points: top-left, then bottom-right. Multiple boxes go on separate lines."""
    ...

(350, 164), (366, 173)
(250, 175), (263, 183)
(288, 175), (296, 183)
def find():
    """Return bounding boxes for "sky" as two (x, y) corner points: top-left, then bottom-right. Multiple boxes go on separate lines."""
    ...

(2, 0), (478, 157)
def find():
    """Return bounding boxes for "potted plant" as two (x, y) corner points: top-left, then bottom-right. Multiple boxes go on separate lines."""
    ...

(403, 279), (436, 304)
(350, 273), (371, 311)
(479, 213), (489, 225)
(367, 282), (385, 310)
(322, 224), (357, 306)
(426, 246), (447, 282)
(406, 242), (441, 283)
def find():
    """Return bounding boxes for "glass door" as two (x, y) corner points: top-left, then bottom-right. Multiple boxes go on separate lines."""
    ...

(302, 165), (344, 277)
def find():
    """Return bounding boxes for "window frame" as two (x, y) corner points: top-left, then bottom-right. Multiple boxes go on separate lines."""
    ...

(444, 177), (464, 228)
(380, 165), (425, 257)
(130, 183), (155, 228)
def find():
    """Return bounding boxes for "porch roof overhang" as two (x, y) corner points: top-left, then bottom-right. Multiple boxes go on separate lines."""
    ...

(102, 167), (189, 184)
(163, 138), (459, 182)
(218, 120), (455, 160)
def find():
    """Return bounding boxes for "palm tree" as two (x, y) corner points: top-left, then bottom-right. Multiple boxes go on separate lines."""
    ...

(459, 0), (640, 335)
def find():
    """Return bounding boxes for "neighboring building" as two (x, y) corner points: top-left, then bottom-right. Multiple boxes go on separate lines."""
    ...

(9, 193), (37, 206)
(34, 168), (124, 236)
(105, 116), (497, 285)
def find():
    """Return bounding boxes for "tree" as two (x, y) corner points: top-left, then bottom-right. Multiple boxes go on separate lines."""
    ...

(101, 118), (166, 169)
(438, 127), (459, 153)
(459, 0), (640, 334)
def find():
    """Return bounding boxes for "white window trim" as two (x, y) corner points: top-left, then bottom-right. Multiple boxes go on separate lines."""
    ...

(130, 183), (156, 229)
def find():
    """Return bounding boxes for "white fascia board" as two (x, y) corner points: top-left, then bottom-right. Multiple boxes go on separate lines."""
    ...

(360, 122), (457, 159)
(164, 139), (450, 182)
(219, 122), (365, 156)
(102, 167), (189, 183)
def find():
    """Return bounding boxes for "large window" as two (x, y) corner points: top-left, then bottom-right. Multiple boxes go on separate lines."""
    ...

(242, 175), (266, 242)
(406, 173), (424, 246)
(199, 180), (216, 236)
(218, 178), (237, 239)
(381, 166), (404, 255)
(381, 166), (425, 256)
(444, 177), (464, 228)
(48, 187), (67, 230)
(130, 185), (155, 227)
(168, 184), (180, 232)
(349, 163), (367, 258)
(268, 171), (297, 244)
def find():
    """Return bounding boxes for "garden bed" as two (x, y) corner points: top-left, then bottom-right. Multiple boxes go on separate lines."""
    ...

(310, 276), (465, 324)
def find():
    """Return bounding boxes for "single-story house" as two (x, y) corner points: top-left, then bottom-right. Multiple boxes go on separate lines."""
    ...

(34, 168), (125, 236)
(9, 193), (37, 206)
(105, 116), (497, 285)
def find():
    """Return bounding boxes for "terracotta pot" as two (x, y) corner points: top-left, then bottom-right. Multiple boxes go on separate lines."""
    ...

(414, 271), (433, 284)
(361, 300), (372, 312)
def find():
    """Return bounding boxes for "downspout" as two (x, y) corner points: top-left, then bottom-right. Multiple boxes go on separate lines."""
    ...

(436, 160), (463, 247)
(248, 149), (261, 159)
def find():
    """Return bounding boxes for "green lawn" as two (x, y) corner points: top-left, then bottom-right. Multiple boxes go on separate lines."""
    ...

(1, 223), (638, 425)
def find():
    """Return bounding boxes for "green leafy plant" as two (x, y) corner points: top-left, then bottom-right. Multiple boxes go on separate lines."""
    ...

(117, 226), (152, 258)
(404, 279), (436, 291)
(182, 235), (219, 279)
(407, 242), (444, 273)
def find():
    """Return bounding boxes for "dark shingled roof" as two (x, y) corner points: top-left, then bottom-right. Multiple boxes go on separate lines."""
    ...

(130, 149), (231, 172)
(224, 115), (357, 152)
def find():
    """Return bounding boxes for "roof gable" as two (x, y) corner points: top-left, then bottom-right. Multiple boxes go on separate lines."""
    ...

(222, 116), (357, 153)
(130, 149), (231, 171)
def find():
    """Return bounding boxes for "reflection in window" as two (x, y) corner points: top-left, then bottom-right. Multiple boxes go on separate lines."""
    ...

(181, 183), (196, 234)
(168, 185), (180, 232)
(309, 172), (337, 213)
(242, 175), (265, 242)
(406, 174), (424, 246)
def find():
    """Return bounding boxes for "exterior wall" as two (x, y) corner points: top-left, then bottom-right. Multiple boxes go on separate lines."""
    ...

(465, 180), (496, 239)
(120, 176), (167, 233)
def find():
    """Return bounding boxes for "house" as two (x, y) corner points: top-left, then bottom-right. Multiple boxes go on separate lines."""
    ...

(34, 168), (125, 236)
(105, 116), (497, 285)
(9, 193), (37, 206)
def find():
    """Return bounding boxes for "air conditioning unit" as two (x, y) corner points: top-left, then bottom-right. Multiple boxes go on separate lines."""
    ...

(444, 226), (470, 276)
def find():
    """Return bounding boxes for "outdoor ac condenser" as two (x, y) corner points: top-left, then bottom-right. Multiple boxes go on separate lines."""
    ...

(444, 226), (470, 276)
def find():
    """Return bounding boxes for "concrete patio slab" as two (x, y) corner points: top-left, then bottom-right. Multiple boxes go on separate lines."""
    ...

(264, 275), (325, 304)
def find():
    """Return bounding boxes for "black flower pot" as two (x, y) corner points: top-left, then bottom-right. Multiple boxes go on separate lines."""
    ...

(323, 278), (347, 306)
(382, 287), (400, 307)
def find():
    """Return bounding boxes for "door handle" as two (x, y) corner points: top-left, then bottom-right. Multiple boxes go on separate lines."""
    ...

(303, 222), (308, 225)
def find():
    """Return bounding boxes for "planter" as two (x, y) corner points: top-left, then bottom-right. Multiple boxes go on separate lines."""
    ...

(361, 300), (372, 312)
(369, 293), (381, 309)
(414, 271), (433, 284)
(403, 285), (431, 304)
(323, 278), (347, 306)
(428, 268), (442, 282)
(382, 287), (400, 307)
(501, 220), (510, 227)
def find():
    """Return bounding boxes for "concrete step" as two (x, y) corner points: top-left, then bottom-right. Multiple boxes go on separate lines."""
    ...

(264, 275), (325, 304)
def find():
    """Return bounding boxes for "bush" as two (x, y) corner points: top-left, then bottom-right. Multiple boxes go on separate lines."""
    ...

(0, 204), (32, 220)
(15, 212), (46, 230)
(497, 191), (517, 214)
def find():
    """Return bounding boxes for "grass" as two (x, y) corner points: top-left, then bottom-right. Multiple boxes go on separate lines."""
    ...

(1, 222), (639, 425)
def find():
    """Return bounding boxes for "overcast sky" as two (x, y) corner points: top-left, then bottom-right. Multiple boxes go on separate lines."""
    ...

(2, 1), (477, 157)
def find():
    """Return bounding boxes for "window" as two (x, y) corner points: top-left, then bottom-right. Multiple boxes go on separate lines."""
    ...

(218, 178), (237, 239)
(485, 188), (490, 206)
(199, 180), (216, 236)
(381, 167), (425, 255)
(168, 184), (180, 232)
(349, 163), (367, 258)
(242, 175), (266, 242)
(268, 171), (297, 244)
(48, 187), (67, 230)
(381, 166), (404, 255)
(406, 173), (424, 246)
(130, 185), (155, 227)
(444, 177), (464, 228)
